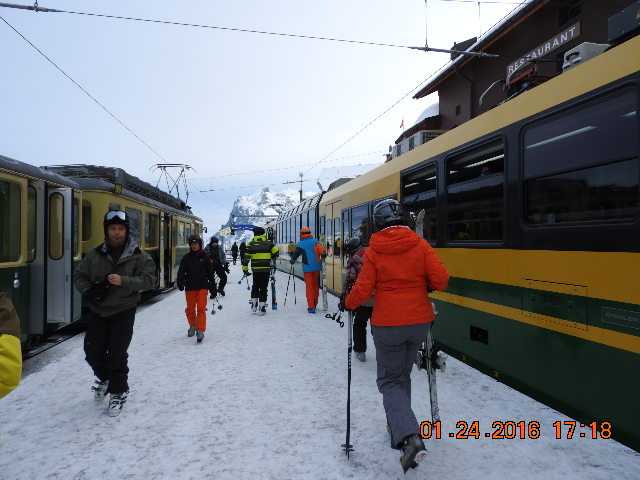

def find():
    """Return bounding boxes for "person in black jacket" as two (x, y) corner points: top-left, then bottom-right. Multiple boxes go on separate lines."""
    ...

(177, 235), (217, 343)
(239, 241), (247, 265)
(231, 242), (239, 265)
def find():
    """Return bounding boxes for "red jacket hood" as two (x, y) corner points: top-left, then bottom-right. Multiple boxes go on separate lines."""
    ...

(369, 226), (420, 255)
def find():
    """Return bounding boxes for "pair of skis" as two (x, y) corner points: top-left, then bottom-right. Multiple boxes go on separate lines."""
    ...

(414, 209), (443, 424)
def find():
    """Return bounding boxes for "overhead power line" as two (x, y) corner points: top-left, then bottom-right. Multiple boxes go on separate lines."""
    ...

(0, 14), (168, 164)
(0, 2), (499, 58)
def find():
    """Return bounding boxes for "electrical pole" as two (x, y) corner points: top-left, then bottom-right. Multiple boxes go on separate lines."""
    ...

(283, 172), (307, 203)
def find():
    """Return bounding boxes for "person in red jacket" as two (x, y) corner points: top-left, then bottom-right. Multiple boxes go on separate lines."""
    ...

(343, 199), (449, 473)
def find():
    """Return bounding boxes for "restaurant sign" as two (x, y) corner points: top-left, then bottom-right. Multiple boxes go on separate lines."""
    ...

(507, 22), (581, 79)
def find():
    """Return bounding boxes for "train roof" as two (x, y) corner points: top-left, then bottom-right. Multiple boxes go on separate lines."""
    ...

(71, 177), (201, 220)
(276, 192), (323, 222)
(42, 164), (189, 212)
(0, 154), (80, 189)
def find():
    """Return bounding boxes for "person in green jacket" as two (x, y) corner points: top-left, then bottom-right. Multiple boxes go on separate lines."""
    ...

(0, 291), (21, 399)
(74, 210), (156, 417)
(242, 227), (279, 315)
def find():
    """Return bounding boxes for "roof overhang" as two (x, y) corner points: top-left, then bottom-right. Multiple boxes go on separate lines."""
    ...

(414, 0), (548, 99)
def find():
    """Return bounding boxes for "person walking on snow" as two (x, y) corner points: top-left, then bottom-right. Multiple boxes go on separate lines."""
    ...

(242, 227), (279, 315)
(74, 210), (156, 417)
(205, 236), (228, 296)
(289, 226), (326, 314)
(231, 242), (239, 265)
(177, 235), (217, 343)
(342, 199), (449, 472)
(239, 241), (247, 265)
(341, 237), (373, 362)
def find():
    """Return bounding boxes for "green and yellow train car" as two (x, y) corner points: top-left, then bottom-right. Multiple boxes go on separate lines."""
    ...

(315, 34), (640, 450)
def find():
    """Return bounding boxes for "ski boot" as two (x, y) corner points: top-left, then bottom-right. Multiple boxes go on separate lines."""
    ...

(91, 378), (109, 400)
(196, 331), (204, 343)
(251, 298), (259, 314)
(399, 434), (427, 473)
(107, 391), (128, 417)
(187, 326), (196, 337)
(355, 352), (366, 362)
(258, 302), (267, 316)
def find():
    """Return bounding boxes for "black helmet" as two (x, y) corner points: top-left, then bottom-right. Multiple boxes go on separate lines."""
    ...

(188, 234), (203, 247)
(103, 210), (129, 238)
(345, 237), (361, 254)
(373, 199), (406, 231)
(210, 236), (219, 244)
(253, 226), (265, 236)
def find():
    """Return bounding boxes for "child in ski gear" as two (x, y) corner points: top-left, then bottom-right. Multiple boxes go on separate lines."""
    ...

(242, 227), (279, 315)
(231, 242), (239, 265)
(178, 235), (217, 343)
(74, 210), (156, 416)
(341, 237), (373, 362)
(206, 236), (228, 295)
(345, 199), (449, 472)
(0, 291), (22, 399)
(290, 226), (326, 313)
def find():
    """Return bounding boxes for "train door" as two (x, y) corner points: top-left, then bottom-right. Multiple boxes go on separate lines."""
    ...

(46, 187), (72, 327)
(163, 213), (172, 287)
(72, 191), (82, 322)
(27, 180), (46, 336)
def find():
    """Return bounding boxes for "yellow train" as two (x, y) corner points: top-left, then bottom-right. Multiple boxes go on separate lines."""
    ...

(0, 160), (201, 347)
(273, 34), (640, 450)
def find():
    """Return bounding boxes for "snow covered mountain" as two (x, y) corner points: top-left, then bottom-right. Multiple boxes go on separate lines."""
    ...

(216, 187), (304, 245)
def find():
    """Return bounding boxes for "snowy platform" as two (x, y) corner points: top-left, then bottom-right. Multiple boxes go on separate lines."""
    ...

(2, 265), (639, 479)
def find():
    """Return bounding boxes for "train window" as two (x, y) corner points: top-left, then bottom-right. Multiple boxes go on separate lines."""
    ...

(308, 210), (316, 237)
(28, 186), (37, 262)
(178, 222), (185, 245)
(326, 216), (333, 256)
(0, 180), (21, 263)
(82, 200), (92, 241)
(350, 204), (371, 246)
(125, 208), (142, 243)
(49, 193), (64, 260)
(341, 210), (349, 267)
(526, 159), (639, 224)
(145, 213), (159, 247)
(402, 163), (437, 243)
(446, 139), (504, 242)
(334, 217), (341, 257)
(524, 88), (639, 225)
(524, 88), (637, 179)
(294, 215), (300, 242)
(320, 215), (325, 238)
(73, 196), (80, 257)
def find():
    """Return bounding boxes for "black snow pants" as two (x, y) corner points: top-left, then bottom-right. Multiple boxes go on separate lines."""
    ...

(353, 306), (373, 353)
(84, 308), (136, 394)
(251, 271), (270, 302)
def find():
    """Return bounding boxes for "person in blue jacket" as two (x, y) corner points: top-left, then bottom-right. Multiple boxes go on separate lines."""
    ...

(289, 226), (326, 313)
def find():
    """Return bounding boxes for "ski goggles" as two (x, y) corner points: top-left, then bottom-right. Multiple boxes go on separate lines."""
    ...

(105, 210), (127, 222)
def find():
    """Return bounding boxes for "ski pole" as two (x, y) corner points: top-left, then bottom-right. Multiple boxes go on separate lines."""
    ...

(292, 267), (297, 305)
(245, 274), (250, 291)
(343, 309), (354, 457)
(283, 265), (293, 307)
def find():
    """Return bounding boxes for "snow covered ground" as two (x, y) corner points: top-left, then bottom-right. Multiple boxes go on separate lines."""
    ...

(2, 264), (639, 480)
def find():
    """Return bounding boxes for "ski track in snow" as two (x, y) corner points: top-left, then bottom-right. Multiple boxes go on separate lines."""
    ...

(1, 265), (639, 479)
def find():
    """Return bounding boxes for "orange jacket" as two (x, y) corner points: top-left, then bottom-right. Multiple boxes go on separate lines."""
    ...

(345, 226), (449, 327)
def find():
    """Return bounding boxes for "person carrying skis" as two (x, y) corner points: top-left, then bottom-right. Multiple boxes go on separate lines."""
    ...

(206, 236), (228, 296)
(0, 291), (22, 399)
(242, 227), (279, 315)
(289, 226), (326, 314)
(74, 210), (156, 417)
(231, 242), (239, 265)
(342, 199), (449, 472)
(177, 235), (217, 343)
(341, 237), (373, 362)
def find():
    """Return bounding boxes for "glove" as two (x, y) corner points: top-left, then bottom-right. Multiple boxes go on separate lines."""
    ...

(224, 263), (230, 274)
(209, 286), (217, 298)
(289, 259), (295, 265)
(242, 266), (248, 274)
(87, 278), (111, 303)
(338, 293), (347, 312)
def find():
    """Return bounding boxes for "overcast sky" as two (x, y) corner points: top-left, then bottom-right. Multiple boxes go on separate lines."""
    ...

(0, 0), (519, 230)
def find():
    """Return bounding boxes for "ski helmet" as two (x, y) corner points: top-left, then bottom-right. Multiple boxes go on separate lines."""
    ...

(373, 199), (406, 231)
(253, 226), (265, 236)
(210, 236), (219, 244)
(103, 210), (129, 238)
(345, 237), (361, 254)
(188, 234), (203, 247)
(300, 226), (311, 236)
